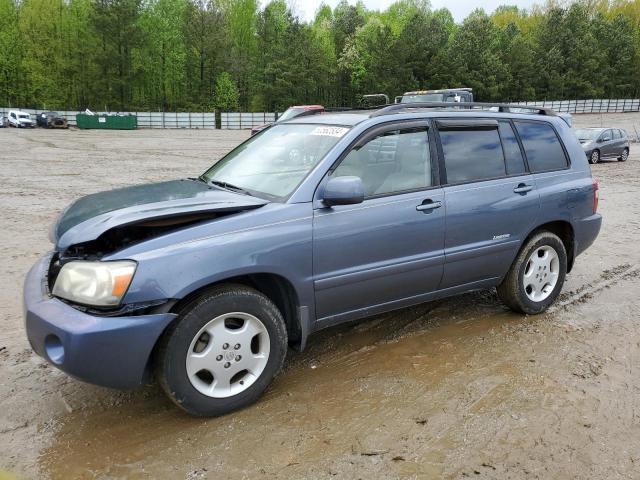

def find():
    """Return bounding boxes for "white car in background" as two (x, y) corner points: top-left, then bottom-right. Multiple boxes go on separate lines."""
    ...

(8, 110), (35, 128)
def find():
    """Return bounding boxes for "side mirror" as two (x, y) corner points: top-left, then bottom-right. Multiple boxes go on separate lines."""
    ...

(601, 136), (611, 142)
(322, 176), (364, 207)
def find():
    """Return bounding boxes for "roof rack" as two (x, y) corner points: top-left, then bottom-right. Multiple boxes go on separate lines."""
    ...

(370, 102), (558, 118)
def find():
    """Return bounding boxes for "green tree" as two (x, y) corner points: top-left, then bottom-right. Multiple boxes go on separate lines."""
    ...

(184, 0), (227, 110)
(92, 0), (143, 110)
(0, 0), (21, 106)
(136, 0), (188, 110)
(446, 9), (509, 100)
(213, 71), (239, 110)
(220, 0), (258, 109)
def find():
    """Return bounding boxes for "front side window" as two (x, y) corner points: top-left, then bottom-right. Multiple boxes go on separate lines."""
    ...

(515, 121), (568, 172)
(202, 124), (348, 200)
(440, 127), (506, 184)
(600, 129), (612, 141)
(332, 127), (431, 197)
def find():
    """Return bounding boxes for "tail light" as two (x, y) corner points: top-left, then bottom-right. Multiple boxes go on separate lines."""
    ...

(592, 179), (599, 214)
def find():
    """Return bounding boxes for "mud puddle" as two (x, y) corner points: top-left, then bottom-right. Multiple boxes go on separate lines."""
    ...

(40, 294), (523, 479)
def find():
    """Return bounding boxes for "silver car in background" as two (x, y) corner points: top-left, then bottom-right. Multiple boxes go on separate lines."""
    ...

(575, 127), (630, 164)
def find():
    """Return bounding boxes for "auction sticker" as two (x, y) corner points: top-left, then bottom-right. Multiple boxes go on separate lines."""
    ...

(310, 126), (349, 137)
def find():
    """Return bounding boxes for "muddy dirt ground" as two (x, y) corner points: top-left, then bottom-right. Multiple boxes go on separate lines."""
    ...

(1, 120), (639, 479)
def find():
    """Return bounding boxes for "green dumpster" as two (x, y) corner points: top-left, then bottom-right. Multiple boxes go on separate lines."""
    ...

(76, 113), (137, 130)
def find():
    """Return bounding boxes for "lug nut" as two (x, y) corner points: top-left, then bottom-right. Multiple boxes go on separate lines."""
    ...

(224, 362), (230, 368)
(234, 343), (241, 350)
(216, 355), (222, 361)
(222, 343), (229, 350)
(235, 355), (242, 361)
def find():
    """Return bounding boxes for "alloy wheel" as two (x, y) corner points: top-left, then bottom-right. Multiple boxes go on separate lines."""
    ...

(186, 312), (270, 398)
(523, 245), (560, 302)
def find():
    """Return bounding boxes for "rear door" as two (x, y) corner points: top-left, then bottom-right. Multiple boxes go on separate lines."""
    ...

(313, 121), (445, 326)
(612, 129), (625, 156)
(436, 118), (540, 289)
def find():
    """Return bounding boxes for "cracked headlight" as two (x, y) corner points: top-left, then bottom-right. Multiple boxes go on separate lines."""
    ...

(52, 260), (137, 307)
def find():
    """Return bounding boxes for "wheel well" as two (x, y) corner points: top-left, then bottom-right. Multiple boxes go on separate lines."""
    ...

(169, 274), (302, 347)
(527, 221), (575, 272)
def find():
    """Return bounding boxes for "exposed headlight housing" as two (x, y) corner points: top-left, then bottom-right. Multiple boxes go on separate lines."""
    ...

(52, 260), (137, 307)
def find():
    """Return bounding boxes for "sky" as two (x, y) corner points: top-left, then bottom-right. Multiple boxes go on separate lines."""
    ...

(282, 0), (538, 23)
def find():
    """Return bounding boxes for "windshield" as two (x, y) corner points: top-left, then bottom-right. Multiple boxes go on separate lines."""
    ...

(18, 114), (29, 119)
(277, 107), (305, 122)
(574, 129), (600, 141)
(401, 93), (444, 103)
(202, 124), (349, 200)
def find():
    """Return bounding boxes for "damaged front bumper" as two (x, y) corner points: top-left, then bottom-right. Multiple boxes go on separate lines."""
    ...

(24, 254), (176, 389)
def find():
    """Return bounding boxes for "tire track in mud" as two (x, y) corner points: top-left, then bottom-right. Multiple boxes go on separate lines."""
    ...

(550, 263), (640, 313)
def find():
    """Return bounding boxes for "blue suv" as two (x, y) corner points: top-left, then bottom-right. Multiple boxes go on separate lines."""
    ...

(24, 103), (602, 416)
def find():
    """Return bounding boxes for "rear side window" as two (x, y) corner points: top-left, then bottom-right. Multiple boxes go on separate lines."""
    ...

(514, 122), (568, 172)
(613, 129), (621, 139)
(440, 128), (506, 184)
(498, 121), (526, 175)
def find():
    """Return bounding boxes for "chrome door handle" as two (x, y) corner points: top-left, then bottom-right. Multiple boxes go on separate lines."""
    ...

(416, 200), (442, 212)
(513, 184), (533, 194)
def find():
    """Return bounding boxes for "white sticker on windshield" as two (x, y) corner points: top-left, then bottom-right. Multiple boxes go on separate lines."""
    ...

(310, 126), (349, 137)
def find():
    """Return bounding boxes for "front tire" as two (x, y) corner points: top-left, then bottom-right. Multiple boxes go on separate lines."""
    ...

(497, 232), (567, 315)
(155, 284), (288, 416)
(589, 150), (600, 164)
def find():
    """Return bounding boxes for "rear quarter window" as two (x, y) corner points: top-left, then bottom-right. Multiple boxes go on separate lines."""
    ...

(514, 121), (568, 172)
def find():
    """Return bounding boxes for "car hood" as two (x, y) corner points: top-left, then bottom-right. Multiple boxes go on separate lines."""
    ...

(53, 179), (268, 250)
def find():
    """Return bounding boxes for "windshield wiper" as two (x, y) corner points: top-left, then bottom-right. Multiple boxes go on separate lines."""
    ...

(209, 179), (252, 196)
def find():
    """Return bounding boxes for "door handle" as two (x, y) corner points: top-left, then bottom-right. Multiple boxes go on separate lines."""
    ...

(416, 200), (442, 212)
(513, 183), (533, 194)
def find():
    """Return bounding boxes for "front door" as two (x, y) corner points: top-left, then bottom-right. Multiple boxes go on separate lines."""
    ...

(312, 123), (445, 326)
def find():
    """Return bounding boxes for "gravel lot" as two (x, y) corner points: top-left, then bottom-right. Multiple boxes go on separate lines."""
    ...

(1, 116), (640, 479)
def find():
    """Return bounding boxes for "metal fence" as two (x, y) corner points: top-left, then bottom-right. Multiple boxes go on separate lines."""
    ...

(514, 98), (640, 114)
(2, 99), (639, 129)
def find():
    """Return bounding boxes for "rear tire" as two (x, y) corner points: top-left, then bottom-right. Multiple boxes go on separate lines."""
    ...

(155, 284), (288, 416)
(497, 232), (567, 315)
(589, 150), (600, 164)
(618, 148), (629, 162)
